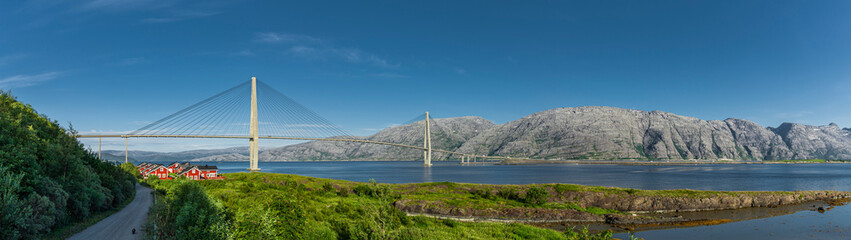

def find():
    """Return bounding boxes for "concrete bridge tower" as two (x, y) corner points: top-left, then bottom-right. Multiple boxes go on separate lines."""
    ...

(248, 77), (261, 172)
(423, 111), (432, 166)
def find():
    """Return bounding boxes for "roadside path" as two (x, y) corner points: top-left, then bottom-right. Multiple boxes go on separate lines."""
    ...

(68, 183), (153, 240)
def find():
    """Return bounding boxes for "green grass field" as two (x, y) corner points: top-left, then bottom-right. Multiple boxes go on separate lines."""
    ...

(144, 173), (624, 239)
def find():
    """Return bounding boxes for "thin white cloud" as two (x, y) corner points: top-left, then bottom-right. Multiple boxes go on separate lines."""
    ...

(141, 17), (178, 23)
(0, 54), (27, 66)
(287, 46), (399, 68)
(141, 10), (220, 23)
(79, 129), (133, 135)
(79, 0), (170, 12)
(0, 72), (60, 88)
(255, 32), (324, 44)
(130, 120), (153, 126)
(371, 72), (410, 79)
(117, 57), (146, 65)
(234, 50), (255, 56)
(257, 32), (399, 68)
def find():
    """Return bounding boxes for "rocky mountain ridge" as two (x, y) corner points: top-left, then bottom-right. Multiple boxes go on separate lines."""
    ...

(112, 107), (851, 161)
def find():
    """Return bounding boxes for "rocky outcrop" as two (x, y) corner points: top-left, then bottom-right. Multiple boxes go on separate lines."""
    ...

(769, 122), (851, 160)
(260, 116), (495, 161)
(393, 199), (605, 222)
(555, 190), (850, 213)
(115, 106), (851, 161)
(392, 183), (851, 223)
(456, 107), (851, 160)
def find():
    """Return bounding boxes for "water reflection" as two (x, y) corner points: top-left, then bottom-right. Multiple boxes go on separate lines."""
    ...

(422, 165), (432, 183)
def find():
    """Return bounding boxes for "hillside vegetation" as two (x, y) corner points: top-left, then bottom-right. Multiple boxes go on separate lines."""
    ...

(146, 172), (849, 239)
(145, 173), (620, 240)
(0, 91), (137, 239)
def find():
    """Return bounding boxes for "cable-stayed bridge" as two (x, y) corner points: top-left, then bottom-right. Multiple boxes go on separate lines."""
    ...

(75, 77), (512, 171)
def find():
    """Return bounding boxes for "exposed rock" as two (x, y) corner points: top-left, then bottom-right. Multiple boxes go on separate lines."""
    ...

(115, 106), (851, 161)
(103, 147), (248, 162)
(456, 107), (850, 161)
(393, 199), (605, 222)
(260, 116), (495, 161)
(769, 122), (851, 160)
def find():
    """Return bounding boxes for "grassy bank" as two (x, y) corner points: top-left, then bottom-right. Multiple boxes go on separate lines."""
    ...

(144, 172), (850, 239)
(144, 173), (621, 239)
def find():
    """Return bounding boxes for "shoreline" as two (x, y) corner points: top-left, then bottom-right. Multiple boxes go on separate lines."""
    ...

(141, 159), (851, 166)
(496, 159), (849, 165)
(215, 172), (851, 232)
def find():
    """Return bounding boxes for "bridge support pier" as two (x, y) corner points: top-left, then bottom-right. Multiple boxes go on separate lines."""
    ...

(423, 111), (432, 166)
(248, 77), (261, 172)
(124, 137), (128, 163)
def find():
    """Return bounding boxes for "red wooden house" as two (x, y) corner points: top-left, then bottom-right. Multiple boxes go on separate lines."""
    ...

(166, 162), (181, 173)
(178, 166), (202, 180)
(197, 165), (220, 179)
(137, 163), (152, 175)
(143, 164), (172, 180)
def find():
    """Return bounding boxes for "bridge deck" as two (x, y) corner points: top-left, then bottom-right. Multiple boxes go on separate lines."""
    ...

(74, 134), (523, 160)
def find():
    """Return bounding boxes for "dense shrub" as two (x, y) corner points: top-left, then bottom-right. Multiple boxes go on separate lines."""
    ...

(146, 173), (616, 240)
(230, 193), (306, 239)
(322, 182), (335, 192)
(473, 189), (494, 199)
(497, 188), (521, 201)
(353, 179), (396, 200)
(0, 91), (136, 239)
(330, 200), (410, 239)
(338, 186), (350, 197)
(564, 226), (614, 240)
(524, 186), (549, 205)
(150, 179), (229, 240)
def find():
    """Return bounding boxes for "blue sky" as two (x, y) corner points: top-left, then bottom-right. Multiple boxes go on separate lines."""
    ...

(2, 1), (850, 151)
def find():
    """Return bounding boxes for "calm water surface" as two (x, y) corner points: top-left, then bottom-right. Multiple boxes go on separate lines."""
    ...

(147, 161), (851, 239)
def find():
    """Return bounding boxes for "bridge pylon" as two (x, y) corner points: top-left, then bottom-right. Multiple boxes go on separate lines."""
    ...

(248, 77), (261, 172)
(423, 111), (432, 166)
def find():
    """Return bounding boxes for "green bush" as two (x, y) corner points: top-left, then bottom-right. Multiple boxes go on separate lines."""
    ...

(329, 200), (409, 239)
(151, 179), (229, 240)
(322, 182), (335, 192)
(472, 189), (494, 199)
(353, 179), (395, 200)
(338, 186), (350, 197)
(524, 187), (549, 205)
(497, 188), (521, 201)
(0, 91), (136, 239)
(564, 226), (614, 240)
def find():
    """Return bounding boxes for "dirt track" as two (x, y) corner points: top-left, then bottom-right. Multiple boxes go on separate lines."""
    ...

(68, 183), (153, 240)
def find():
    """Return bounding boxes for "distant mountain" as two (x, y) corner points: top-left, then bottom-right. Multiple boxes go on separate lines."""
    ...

(100, 152), (137, 163)
(103, 147), (248, 162)
(109, 107), (851, 161)
(260, 116), (495, 161)
(458, 107), (850, 160)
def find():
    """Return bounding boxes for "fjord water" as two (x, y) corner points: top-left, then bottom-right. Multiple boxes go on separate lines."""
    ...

(171, 161), (851, 239)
